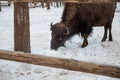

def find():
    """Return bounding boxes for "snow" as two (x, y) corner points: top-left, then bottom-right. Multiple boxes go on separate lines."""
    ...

(0, 3), (120, 80)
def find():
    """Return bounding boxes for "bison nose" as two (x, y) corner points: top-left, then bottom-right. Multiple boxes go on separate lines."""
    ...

(50, 40), (59, 50)
(50, 44), (58, 50)
(50, 46), (58, 50)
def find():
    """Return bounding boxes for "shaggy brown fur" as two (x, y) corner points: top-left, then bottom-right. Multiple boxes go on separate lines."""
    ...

(50, 3), (116, 50)
(62, 3), (116, 25)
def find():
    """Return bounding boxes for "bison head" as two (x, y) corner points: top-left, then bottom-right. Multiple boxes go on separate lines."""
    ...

(50, 22), (70, 50)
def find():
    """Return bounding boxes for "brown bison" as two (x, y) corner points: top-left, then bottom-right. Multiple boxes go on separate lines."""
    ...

(50, 3), (116, 50)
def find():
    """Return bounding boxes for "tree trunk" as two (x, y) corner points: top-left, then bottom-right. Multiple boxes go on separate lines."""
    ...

(8, 0), (11, 6)
(0, 50), (120, 78)
(46, 1), (50, 10)
(41, 1), (44, 8)
(50, 2), (53, 6)
(60, 1), (62, 6)
(56, 1), (59, 7)
(14, 2), (31, 53)
(0, 1), (1, 12)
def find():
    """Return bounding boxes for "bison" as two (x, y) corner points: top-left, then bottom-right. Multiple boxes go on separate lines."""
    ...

(50, 3), (116, 50)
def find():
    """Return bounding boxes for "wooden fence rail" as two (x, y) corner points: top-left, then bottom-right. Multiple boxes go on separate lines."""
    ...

(0, 0), (120, 2)
(0, 50), (120, 78)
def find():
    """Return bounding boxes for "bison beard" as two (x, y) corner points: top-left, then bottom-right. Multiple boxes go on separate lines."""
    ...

(50, 3), (116, 50)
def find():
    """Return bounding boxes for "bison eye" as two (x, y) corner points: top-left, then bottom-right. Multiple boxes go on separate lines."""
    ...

(56, 37), (63, 42)
(56, 35), (67, 42)
(59, 38), (63, 41)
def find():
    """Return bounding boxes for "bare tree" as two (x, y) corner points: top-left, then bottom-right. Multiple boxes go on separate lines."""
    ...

(14, 2), (31, 53)
(8, 0), (11, 6)
(0, 1), (1, 11)
(46, 0), (50, 9)
(41, 1), (44, 8)
(56, 0), (59, 7)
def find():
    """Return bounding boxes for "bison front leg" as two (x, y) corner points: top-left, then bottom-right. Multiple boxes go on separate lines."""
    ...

(108, 23), (113, 41)
(81, 33), (88, 48)
(102, 27), (107, 42)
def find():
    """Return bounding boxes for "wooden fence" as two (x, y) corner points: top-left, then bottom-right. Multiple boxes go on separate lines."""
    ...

(0, 0), (120, 79)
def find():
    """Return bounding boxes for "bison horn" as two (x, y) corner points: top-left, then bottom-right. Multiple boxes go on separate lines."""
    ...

(51, 22), (53, 26)
(66, 28), (70, 35)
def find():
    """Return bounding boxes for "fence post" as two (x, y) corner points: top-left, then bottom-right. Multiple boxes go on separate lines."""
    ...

(14, 2), (31, 53)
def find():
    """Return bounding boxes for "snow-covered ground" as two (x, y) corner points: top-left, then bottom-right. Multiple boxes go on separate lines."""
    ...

(0, 3), (120, 80)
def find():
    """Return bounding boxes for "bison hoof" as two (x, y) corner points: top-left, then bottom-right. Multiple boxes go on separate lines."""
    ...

(81, 42), (88, 48)
(109, 38), (113, 41)
(101, 38), (106, 42)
